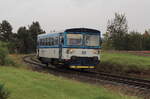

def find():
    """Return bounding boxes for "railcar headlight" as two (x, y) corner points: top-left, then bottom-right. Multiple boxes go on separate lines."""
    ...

(93, 50), (100, 54)
(66, 49), (74, 54)
(71, 56), (76, 60)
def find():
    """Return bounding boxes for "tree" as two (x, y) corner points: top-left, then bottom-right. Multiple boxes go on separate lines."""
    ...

(16, 21), (45, 53)
(102, 32), (113, 50)
(17, 27), (31, 53)
(127, 31), (143, 50)
(106, 13), (128, 50)
(143, 30), (150, 50)
(0, 20), (13, 42)
(28, 21), (45, 52)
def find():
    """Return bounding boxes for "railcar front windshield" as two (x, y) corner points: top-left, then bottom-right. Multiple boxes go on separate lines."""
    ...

(85, 34), (100, 47)
(67, 34), (83, 46)
(66, 33), (100, 47)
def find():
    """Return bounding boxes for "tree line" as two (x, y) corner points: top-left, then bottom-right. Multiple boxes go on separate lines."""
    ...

(0, 14), (150, 54)
(0, 20), (45, 53)
(103, 13), (150, 51)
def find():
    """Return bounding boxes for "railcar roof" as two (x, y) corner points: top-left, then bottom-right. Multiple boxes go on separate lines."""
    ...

(38, 28), (100, 38)
(38, 32), (60, 38)
(65, 28), (100, 33)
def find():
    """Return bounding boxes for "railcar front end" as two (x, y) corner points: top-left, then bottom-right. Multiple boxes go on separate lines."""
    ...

(62, 28), (101, 69)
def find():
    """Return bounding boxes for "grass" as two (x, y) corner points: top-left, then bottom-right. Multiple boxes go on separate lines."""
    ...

(0, 66), (140, 99)
(101, 52), (150, 69)
(9, 54), (27, 68)
(97, 51), (150, 75)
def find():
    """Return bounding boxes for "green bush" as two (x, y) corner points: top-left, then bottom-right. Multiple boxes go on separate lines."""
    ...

(0, 42), (16, 66)
(0, 45), (9, 65)
(0, 84), (10, 99)
(4, 56), (16, 66)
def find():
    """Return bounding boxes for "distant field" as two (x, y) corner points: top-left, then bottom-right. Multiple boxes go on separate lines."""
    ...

(0, 66), (139, 99)
(98, 51), (150, 75)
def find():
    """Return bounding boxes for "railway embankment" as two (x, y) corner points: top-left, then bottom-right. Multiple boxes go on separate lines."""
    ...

(97, 51), (150, 79)
(0, 54), (141, 99)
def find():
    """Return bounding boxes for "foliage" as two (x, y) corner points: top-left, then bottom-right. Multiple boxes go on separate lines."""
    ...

(17, 27), (31, 53)
(125, 31), (143, 50)
(102, 32), (114, 50)
(0, 20), (18, 53)
(0, 20), (45, 54)
(106, 13), (128, 50)
(103, 13), (150, 51)
(1, 18), (150, 52)
(0, 47), (8, 65)
(17, 22), (45, 53)
(143, 30), (150, 50)
(28, 22), (45, 52)
(0, 84), (10, 99)
(0, 42), (16, 66)
(0, 42), (9, 65)
(0, 20), (13, 42)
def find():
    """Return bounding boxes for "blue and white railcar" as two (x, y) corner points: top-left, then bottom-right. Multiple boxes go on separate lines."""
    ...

(37, 28), (101, 69)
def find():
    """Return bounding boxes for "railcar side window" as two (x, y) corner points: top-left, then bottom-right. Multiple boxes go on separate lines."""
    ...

(48, 37), (51, 46)
(54, 37), (56, 45)
(46, 38), (48, 46)
(42, 39), (44, 46)
(49, 38), (51, 46)
(45, 38), (47, 46)
(39, 35), (64, 46)
(44, 39), (46, 46)
(51, 38), (54, 46)
(43, 39), (45, 46)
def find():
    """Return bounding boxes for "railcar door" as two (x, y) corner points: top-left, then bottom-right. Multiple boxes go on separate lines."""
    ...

(59, 34), (63, 60)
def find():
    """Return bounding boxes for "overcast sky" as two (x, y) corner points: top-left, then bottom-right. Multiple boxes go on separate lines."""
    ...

(0, 0), (150, 33)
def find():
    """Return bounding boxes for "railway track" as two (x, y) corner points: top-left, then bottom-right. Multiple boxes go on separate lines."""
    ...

(23, 55), (150, 92)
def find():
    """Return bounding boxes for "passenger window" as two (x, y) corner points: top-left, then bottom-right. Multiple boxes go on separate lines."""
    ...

(54, 37), (56, 45)
(44, 39), (46, 46)
(49, 37), (51, 46)
(46, 38), (48, 46)
(42, 39), (44, 46)
(50, 38), (51, 46)
(45, 38), (47, 46)
(41, 39), (43, 46)
(43, 39), (45, 46)
(51, 38), (54, 46)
